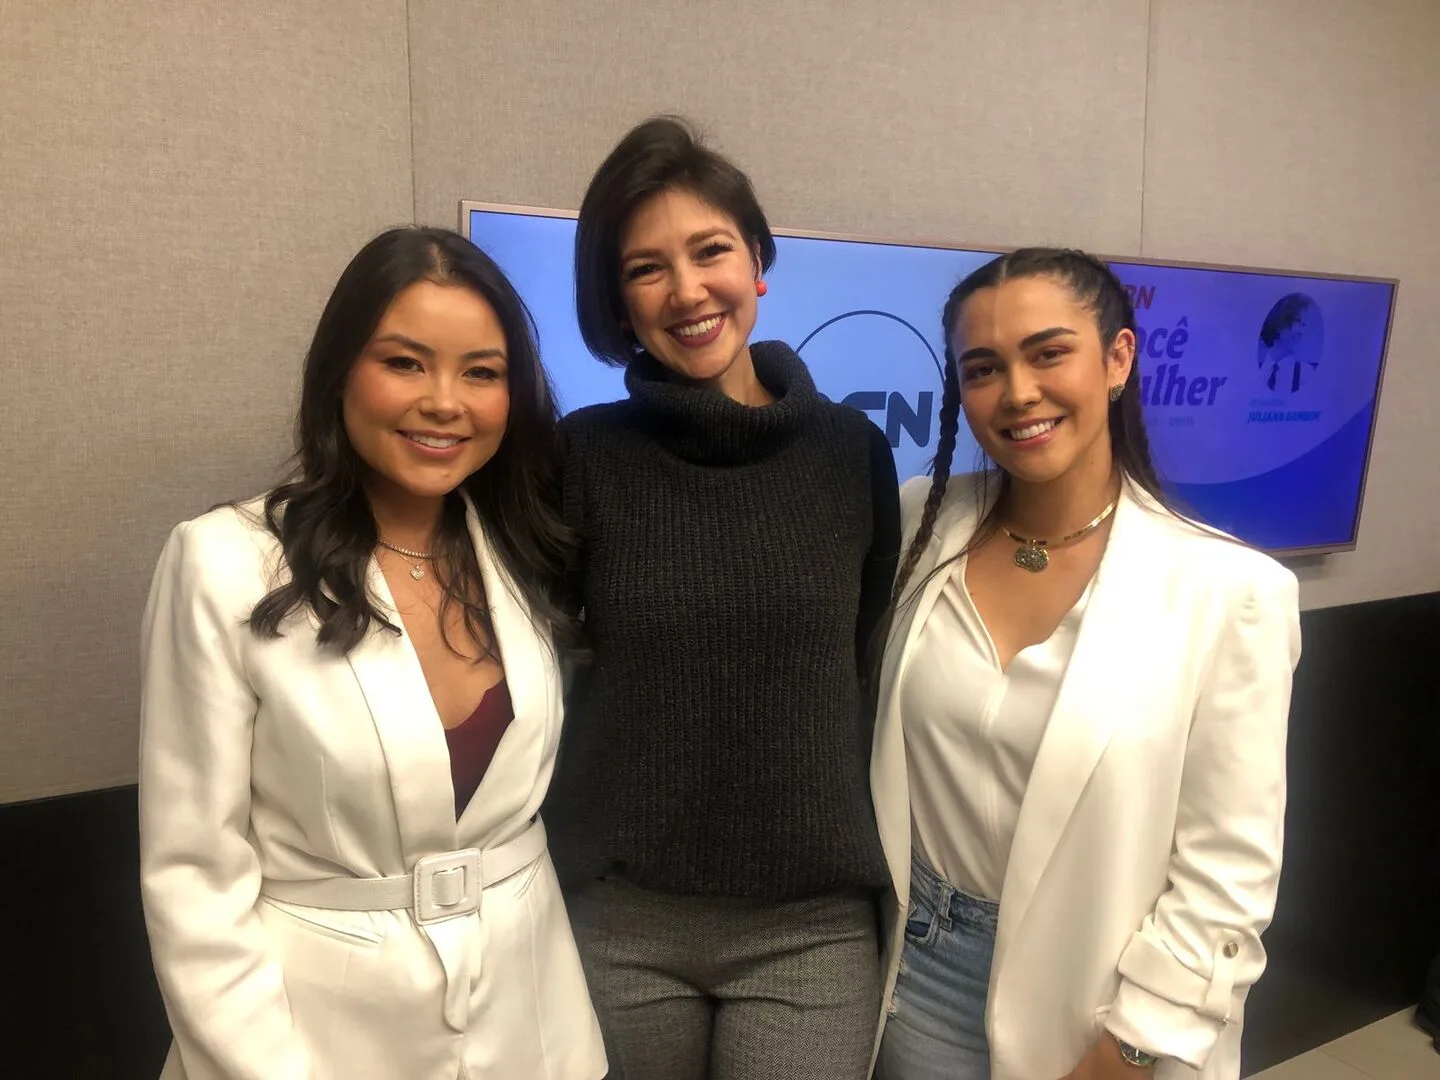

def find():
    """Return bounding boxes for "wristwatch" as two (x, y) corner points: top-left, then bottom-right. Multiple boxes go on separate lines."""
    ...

(1114, 1038), (1160, 1069)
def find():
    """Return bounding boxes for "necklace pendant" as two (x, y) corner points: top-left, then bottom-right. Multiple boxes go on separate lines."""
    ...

(1013, 544), (1050, 573)
(409, 565), (426, 581)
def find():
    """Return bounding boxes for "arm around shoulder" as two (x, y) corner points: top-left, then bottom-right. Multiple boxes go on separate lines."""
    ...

(857, 422), (901, 685)
(864, 420), (901, 584)
(1106, 557), (1301, 1069)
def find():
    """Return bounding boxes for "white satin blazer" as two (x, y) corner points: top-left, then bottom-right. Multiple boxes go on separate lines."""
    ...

(139, 496), (606, 1080)
(871, 476), (1301, 1080)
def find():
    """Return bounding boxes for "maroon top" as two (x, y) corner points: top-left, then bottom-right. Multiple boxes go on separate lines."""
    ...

(444, 679), (514, 818)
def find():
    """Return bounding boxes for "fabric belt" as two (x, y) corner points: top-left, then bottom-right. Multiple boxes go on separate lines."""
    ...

(261, 817), (546, 926)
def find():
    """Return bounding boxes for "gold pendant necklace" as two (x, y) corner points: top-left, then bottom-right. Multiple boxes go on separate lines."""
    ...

(1001, 499), (1118, 573)
(378, 539), (434, 581)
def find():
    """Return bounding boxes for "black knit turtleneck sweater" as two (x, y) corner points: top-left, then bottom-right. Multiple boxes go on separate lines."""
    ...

(545, 341), (899, 901)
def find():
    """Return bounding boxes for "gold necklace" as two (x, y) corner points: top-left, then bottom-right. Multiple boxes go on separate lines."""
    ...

(1001, 499), (1117, 573)
(378, 539), (434, 581)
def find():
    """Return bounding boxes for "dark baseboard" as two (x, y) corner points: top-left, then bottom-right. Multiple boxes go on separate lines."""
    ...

(0, 785), (169, 1079)
(1241, 589), (1440, 1074)
(2, 591), (1436, 1078)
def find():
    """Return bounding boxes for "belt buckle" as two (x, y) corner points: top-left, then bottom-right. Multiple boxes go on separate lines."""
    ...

(413, 848), (482, 925)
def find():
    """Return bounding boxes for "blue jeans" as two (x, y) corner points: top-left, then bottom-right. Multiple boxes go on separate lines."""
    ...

(876, 856), (998, 1080)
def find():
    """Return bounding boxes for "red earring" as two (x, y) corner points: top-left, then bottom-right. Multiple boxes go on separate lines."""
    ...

(756, 280), (768, 297)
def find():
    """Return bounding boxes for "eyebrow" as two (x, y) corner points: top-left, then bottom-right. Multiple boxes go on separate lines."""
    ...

(621, 227), (736, 262)
(371, 333), (506, 362)
(957, 326), (1077, 363)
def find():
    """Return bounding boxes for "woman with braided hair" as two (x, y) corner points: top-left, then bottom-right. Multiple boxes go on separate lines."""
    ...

(870, 249), (1300, 1080)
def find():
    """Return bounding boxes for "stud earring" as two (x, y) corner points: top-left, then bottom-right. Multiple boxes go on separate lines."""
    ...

(755, 280), (768, 297)
(1108, 384), (1124, 403)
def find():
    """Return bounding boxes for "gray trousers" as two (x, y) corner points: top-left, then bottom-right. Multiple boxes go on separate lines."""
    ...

(566, 876), (883, 1080)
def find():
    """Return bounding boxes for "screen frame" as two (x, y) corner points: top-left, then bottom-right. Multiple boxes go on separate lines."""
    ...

(459, 199), (1399, 558)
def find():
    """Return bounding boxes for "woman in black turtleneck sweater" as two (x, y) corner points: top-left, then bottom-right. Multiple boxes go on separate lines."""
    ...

(544, 116), (899, 1080)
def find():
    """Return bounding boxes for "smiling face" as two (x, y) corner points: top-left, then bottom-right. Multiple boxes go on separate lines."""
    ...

(616, 186), (761, 388)
(342, 280), (510, 514)
(952, 274), (1133, 490)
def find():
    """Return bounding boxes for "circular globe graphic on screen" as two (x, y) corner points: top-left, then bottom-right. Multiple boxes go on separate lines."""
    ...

(1256, 293), (1324, 394)
(796, 309), (948, 483)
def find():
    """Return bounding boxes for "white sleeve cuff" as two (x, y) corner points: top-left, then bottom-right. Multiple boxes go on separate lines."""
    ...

(1106, 979), (1227, 1070)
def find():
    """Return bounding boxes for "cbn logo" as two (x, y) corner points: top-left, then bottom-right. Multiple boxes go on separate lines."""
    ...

(837, 389), (933, 448)
(796, 310), (945, 480)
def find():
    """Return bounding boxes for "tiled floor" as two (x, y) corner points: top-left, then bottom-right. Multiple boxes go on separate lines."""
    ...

(1249, 1008), (1439, 1080)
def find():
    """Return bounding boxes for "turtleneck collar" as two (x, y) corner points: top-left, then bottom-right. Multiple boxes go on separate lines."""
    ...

(623, 340), (819, 466)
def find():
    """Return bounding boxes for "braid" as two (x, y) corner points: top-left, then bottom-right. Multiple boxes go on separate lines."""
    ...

(892, 301), (963, 605)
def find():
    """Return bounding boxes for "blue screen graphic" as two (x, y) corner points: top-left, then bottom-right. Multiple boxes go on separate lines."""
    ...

(466, 207), (1394, 554)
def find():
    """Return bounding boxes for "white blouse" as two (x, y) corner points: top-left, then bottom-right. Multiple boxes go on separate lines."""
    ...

(901, 558), (1092, 902)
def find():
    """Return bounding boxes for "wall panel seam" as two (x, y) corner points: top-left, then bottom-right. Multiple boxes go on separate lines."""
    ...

(405, 0), (418, 221)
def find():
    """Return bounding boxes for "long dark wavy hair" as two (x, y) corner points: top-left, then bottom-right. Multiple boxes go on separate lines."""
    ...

(246, 226), (577, 656)
(892, 247), (1175, 604)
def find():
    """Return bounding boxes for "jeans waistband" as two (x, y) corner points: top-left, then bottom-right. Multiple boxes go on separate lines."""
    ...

(910, 854), (1000, 935)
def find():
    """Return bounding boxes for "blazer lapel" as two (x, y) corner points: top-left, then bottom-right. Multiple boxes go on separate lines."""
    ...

(346, 558), (479, 1032)
(454, 502), (552, 843)
(345, 560), (457, 860)
(991, 486), (1170, 977)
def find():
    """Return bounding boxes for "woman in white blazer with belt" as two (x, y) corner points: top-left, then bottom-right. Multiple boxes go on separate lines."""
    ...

(139, 227), (606, 1080)
(871, 249), (1300, 1080)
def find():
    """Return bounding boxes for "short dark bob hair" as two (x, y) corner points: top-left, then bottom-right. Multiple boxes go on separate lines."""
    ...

(574, 115), (777, 366)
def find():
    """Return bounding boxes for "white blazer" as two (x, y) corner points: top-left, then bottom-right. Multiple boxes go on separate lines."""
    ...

(871, 476), (1300, 1080)
(139, 497), (606, 1080)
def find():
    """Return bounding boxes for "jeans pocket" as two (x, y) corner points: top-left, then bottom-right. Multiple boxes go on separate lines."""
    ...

(903, 892), (939, 947)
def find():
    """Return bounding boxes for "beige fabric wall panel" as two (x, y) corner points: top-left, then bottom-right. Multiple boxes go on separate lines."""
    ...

(0, 1), (414, 803)
(410, 0), (1150, 254)
(1142, 0), (1440, 608)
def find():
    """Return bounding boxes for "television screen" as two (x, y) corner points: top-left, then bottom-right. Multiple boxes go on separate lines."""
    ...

(463, 202), (1395, 555)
